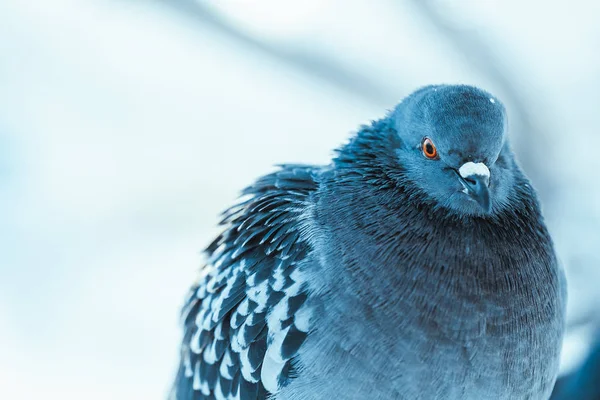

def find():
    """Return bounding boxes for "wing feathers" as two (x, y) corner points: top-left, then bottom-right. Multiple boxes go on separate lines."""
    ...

(172, 165), (319, 400)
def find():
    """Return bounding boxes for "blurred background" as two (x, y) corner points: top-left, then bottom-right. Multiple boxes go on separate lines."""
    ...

(1, 1), (599, 399)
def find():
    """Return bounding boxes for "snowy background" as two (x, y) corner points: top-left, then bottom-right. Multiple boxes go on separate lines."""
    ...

(1, 1), (599, 399)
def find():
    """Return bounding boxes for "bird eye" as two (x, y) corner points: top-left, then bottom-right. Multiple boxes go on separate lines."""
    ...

(422, 138), (438, 159)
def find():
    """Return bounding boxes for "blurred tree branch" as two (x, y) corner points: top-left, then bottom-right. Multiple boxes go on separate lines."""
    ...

(157, 0), (558, 200)
(156, 0), (397, 107)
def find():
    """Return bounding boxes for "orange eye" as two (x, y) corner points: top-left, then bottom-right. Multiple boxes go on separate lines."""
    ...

(422, 138), (438, 159)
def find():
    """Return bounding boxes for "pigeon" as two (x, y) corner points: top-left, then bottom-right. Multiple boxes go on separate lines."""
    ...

(170, 84), (566, 400)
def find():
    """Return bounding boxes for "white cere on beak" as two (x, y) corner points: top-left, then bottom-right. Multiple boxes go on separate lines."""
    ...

(459, 162), (490, 180)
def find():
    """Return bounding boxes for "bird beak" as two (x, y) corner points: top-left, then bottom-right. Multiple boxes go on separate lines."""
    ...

(457, 162), (491, 212)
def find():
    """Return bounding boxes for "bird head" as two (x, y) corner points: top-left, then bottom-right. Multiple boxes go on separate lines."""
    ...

(389, 84), (516, 217)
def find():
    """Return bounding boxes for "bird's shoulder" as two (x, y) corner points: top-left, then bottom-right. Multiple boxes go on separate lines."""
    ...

(172, 164), (322, 400)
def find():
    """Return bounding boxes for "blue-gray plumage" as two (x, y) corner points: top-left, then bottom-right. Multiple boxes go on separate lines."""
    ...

(171, 84), (566, 400)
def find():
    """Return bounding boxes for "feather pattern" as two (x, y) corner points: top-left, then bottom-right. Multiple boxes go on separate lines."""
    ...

(171, 165), (320, 400)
